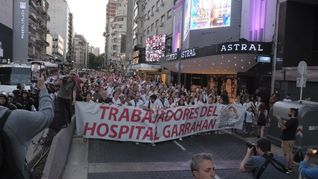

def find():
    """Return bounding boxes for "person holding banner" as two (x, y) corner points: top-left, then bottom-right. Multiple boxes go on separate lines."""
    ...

(129, 93), (144, 108)
(143, 94), (163, 111)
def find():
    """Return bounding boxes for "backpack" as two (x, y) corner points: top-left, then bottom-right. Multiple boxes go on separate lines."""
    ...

(0, 109), (26, 178)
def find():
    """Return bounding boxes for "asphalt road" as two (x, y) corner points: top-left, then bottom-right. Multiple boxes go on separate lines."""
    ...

(86, 132), (297, 179)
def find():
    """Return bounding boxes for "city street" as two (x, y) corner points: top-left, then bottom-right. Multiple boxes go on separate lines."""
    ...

(63, 132), (299, 179)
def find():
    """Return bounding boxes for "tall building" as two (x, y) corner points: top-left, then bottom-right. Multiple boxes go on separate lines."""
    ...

(47, 0), (72, 61)
(67, 12), (74, 63)
(28, 0), (50, 60)
(105, 0), (127, 68)
(46, 33), (53, 58)
(105, 0), (117, 67)
(0, 0), (13, 60)
(73, 34), (88, 68)
(88, 46), (100, 56)
(143, 0), (174, 46)
(52, 34), (64, 60)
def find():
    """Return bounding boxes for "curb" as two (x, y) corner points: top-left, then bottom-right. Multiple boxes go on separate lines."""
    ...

(41, 117), (75, 179)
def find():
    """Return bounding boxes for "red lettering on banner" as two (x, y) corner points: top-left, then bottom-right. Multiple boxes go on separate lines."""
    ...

(142, 111), (153, 124)
(200, 106), (208, 117)
(190, 122), (196, 133)
(156, 110), (165, 123)
(207, 106), (217, 117)
(189, 108), (196, 119)
(135, 126), (146, 140)
(118, 108), (129, 122)
(84, 122), (96, 136)
(195, 120), (203, 131)
(208, 119), (217, 129)
(171, 125), (178, 137)
(163, 125), (170, 138)
(154, 126), (160, 140)
(201, 120), (209, 130)
(143, 127), (154, 141)
(97, 123), (109, 137)
(212, 106), (217, 116)
(179, 123), (186, 135)
(109, 125), (118, 138)
(128, 126), (135, 139)
(164, 110), (174, 122)
(109, 107), (119, 121)
(183, 108), (190, 120)
(195, 107), (199, 118)
(118, 125), (129, 139)
(174, 108), (183, 121)
(185, 123), (191, 134)
(100, 105), (110, 120)
(131, 109), (142, 122)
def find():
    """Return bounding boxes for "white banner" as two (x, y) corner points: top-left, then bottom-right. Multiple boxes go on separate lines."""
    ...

(75, 102), (245, 143)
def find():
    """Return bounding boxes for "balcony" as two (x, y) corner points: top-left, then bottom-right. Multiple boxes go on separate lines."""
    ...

(29, 12), (37, 21)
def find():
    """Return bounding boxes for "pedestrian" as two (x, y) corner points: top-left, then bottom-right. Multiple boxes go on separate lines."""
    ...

(54, 70), (77, 124)
(0, 77), (54, 179)
(191, 153), (220, 179)
(276, 108), (299, 172)
(239, 138), (288, 179)
(299, 149), (318, 179)
(257, 103), (267, 138)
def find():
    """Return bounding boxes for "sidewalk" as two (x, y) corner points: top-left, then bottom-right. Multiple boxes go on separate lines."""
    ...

(62, 137), (88, 179)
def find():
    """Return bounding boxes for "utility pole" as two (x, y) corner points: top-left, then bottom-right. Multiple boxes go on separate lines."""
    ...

(271, 0), (280, 94)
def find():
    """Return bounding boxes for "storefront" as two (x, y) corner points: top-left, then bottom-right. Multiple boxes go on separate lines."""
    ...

(163, 41), (272, 101)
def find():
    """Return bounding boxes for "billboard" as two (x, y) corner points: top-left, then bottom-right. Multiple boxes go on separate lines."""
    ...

(145, 34), (166, 62)
(190, 0), (231, 30)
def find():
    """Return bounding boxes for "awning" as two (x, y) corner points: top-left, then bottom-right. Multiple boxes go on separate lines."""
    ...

(131, 63), (161, 71)
(162, 54), (259, 74)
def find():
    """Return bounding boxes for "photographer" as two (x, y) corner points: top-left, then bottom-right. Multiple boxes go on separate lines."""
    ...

(0, 76), (54, 178)
(299, 149), (318, 179)
(239, 138), (288, 179)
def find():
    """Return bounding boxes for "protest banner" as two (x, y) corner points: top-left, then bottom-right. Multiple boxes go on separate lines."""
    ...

(75, 102), (245, 143)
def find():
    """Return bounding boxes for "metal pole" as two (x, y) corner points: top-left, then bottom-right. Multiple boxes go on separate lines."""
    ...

(177, 48), (181, 86)
(300, 74), (303, 101)
(271, 0), (280, 95)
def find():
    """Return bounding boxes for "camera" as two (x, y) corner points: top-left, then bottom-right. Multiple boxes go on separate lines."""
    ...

(246, 142), (257, 155)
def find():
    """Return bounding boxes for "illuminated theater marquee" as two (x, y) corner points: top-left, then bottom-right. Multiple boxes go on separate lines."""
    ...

(218, 42), (272, 54)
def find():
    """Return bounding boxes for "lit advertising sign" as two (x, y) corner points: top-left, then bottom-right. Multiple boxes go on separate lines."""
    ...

(145, 34), (166, 62)
(190, 0), (231, 30)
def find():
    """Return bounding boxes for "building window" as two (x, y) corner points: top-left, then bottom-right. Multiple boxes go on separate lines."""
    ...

(147, 27), (150, 34)
(148, 10), (150, 18)
(151, 5), (155, 16)
(151, 23), (154, 31)
(167, 9), (172, 19)
(160, 15), (165, 26)
(161, 0), (164, 6)
(155, 19), (159, 28)
(156, 0), (160, 10)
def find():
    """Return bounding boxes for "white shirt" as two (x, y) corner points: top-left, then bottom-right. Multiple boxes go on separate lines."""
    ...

(129, 99), (145, 108)
(144, 99), (163, 110)
(112, 97), (121, 106)
(245, 111), (254, 123)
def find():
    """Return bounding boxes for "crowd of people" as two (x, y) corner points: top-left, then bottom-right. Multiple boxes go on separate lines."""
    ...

(1, 70), (317, 179)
